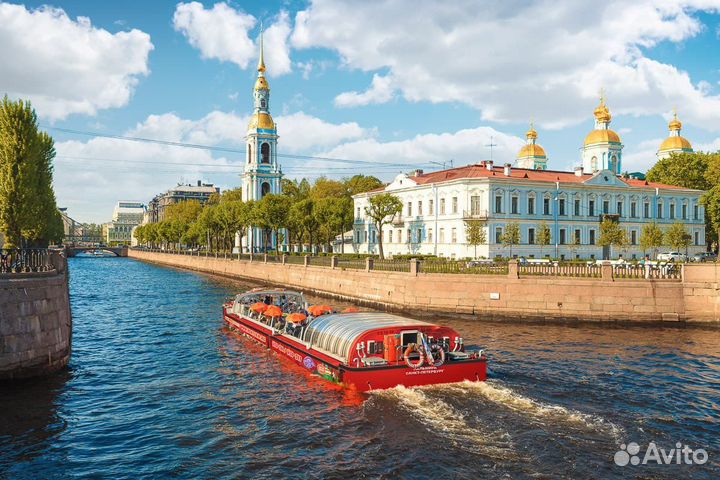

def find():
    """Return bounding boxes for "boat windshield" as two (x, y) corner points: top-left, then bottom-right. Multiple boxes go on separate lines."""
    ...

(234, 290), (306, 314)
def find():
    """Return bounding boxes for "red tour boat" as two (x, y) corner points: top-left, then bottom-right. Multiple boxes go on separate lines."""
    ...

(223, 289), (488, 392)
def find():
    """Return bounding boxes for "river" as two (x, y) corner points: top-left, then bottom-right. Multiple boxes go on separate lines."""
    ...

(1, 257), (718, 479)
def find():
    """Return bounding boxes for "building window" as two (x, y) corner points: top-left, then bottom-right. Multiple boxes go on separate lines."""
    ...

(439, 228), (445, 243)
(428, 228), (433, 243)
(695, 231), (700, 245)
(658, 201), (663, 219)
(417, 229), (422, 242)
(511, 196), (519, 214)
(644, 202), (650, 218)
(603, 200), (609, 214)
(589, 230), (596, 245)
(495, 195), (502, 214)
(559, 199), (566, 216)
(528, 228), (535, 244)
(440, 198), (446, 215)
(247, 144), (252, 163)
(574, 229), (581, 244)
(371, 230), (376, 244)
(261, 182), (271, 197)
(591, 156), (597, 171)
(388, 230), (393, 243)
(694, 204), (699, 220)
(397, 229), (402, 243)
(631, 202), (637, 218)
(364, 231), (368, 243)
(470, 196), (481, 215)
(429, 199), (434, 214)
(559, 229), (566, 245)
(631, 230), (637, 245)
(682, 203), (687, 220)
(418, 201), (423, 216)
(407, 229), (411, 243)
(451, 228), (457, 243)
(574, 199), (580, 216)
(452, 197), (458, 214)
(356, 207), (361, 219)
(589, 200), (595, 217)
(528, 197), (535, 215)
(407, 202), (412, 217)
(669, 203), (675, 220)
(495, 227), (502, 244)
(261, 142), (270, 163)
(543, 197), (550, 215)
(617, 201), (623, 217)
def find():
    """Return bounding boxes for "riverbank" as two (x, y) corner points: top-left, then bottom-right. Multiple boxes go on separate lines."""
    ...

(0, 252), (72, 380)
(129, 250), (719, 324)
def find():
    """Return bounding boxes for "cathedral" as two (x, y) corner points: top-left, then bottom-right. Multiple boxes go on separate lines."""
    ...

(237, 32), (283, 253)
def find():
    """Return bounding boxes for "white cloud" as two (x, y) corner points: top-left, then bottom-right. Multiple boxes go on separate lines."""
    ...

(0, 4), (153, 120)
(335, 74), (395, 107)
(173, 2), (292, 75)
(292, 0), (720, 129)
(53, 110), (369, 222)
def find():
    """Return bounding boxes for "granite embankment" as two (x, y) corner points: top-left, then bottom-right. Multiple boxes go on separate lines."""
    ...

(129, 250), (720, 324)
(1, 253), (72, 380)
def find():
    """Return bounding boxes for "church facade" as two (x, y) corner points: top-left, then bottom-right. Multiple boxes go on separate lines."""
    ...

(352, 100), (706, 260)
(237, 33), (283, 253)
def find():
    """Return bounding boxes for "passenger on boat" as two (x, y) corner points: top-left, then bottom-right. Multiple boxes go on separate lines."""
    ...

(263, 295), (272, 305)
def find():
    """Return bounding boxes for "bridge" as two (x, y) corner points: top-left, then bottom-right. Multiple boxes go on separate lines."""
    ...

(64, 245), (128, 257)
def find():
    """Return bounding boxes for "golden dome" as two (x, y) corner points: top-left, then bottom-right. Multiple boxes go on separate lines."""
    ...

(254, 75), (269, 91)
(526, 126), (538, 140)
(594, 103), (611, 123)
(584, 129), (621, 145)
(248, 112), (275, 131)
(668, 112), (682, 131)
(659, 135), (692, 152)
(518, 144), (546, 158)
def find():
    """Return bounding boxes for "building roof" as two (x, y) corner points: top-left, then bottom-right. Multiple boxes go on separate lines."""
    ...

(360, 164), (697, 195)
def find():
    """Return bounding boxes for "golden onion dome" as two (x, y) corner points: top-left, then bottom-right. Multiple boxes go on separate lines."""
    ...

(518, 144), (546, 158)
(526, 124), (538, 140)
(248, 112), (275, 131)
(584, 129), (621, 146)
(255, 75), (269, 91)
(659, 135), (692, 152)
(668, 111), (682, 131)
(594, 103), (611, 123)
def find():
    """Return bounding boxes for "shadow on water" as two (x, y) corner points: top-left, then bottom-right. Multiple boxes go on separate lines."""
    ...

(0, 257), (718, 479)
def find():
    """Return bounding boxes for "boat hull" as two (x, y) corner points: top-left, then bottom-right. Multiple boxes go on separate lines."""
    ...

(223, 310), (487, 392)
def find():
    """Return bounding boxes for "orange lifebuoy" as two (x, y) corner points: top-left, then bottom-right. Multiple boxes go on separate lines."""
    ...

(404, 344), (424, 368)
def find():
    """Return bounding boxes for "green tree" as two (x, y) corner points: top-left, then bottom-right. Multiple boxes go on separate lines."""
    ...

(664, 222), (691, 255)
(598, 219), (627, 259)
(0, 97), (61, 247)
(253, 194), (291, 253)
(344, 174), (383, 196)
(640, 222), (664, 259)
(567, 231), (581, 260)
(464, 220), (487, 258)
(364, 193), (403, 259)
(703, 186), (720, 252)
(537, 222), (552, 258)
(501, 222), (521, 258)
(646, 152), (712, 191)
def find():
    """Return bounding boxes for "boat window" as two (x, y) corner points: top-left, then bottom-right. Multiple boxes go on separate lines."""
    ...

(401, 331), (418, 347)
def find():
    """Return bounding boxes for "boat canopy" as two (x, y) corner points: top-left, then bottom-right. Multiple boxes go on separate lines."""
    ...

(303, 312), (434, 364)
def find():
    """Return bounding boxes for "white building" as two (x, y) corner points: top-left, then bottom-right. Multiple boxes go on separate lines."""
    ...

(352, 102), (705, 260)
(106, 201), (145, 245)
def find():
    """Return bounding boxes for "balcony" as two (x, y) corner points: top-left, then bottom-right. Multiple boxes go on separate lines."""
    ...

(462, 209), (489, 220)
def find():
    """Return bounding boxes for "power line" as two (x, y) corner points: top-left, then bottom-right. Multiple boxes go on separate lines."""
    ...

(42, 125), (432, 169)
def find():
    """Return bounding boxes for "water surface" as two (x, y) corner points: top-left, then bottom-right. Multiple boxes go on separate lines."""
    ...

(1, 257), (718, 479)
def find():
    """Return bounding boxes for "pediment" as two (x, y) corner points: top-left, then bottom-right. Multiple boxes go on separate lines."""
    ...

(583, 170), (628, 187)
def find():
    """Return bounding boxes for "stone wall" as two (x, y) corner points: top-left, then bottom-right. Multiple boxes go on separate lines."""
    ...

(129, 250), (720, 324)
(0, 253), (72, 380)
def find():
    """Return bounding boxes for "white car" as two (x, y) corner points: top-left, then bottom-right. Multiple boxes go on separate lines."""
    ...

(657, 252), (687, 262)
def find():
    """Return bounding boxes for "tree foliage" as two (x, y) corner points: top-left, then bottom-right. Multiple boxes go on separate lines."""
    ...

(501, 222), (520, 257)
(664, 222), (691, 252)
(639, 222), (664, 259)
(537, 222), (551, 257)
(464, 220), (487, 258)
(364, 193), (403, 259)
(0, 96), (62, 247)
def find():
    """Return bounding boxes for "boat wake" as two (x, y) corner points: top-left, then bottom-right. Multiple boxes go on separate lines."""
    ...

(447, 380), (624, 441)
(370, 386), (518, 460)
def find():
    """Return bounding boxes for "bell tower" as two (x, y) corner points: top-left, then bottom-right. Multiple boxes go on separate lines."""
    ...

(239, 28), (283, 252)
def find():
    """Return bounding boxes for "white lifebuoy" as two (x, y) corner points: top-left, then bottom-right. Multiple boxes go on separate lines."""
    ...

(404, 344), (424, 369)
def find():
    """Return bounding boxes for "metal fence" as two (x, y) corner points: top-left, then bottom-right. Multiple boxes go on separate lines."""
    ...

(612, 263), (681, 280)
(373, 259), (411, 273)
(0, 249), (53, 274)
(421, 260), (508, 275)
(337, 258), (366, 270)
(519, 262), (601, 278)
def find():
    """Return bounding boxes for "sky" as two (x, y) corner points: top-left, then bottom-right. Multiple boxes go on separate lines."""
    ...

(2, 0), (720, 223)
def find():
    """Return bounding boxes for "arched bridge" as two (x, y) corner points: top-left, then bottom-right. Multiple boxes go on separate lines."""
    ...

(64, 245), (128, 257)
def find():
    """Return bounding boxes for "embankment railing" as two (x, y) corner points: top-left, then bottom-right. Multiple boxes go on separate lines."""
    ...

(0, 249), (53, 274)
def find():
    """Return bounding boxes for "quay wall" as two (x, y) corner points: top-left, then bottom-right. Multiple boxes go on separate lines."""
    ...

(129, 250), (720, 324)
(0, 254), (72, 380)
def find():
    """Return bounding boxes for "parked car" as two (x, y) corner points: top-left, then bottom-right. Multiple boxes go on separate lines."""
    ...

(656, 252), (688, 262)
(691, 252), (718, 263)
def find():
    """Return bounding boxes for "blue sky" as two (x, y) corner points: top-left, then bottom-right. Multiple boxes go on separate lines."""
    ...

(2, 0), (720, 223)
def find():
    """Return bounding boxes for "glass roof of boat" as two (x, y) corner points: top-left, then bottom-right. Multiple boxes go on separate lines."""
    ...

(236, 290), (304, 302)
(302, 312), (434, 364)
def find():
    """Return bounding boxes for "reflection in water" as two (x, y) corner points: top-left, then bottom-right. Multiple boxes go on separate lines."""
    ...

(0, 257), (718, 479)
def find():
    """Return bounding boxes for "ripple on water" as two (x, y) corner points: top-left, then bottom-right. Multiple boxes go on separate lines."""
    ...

(0, 257), (718, 480)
